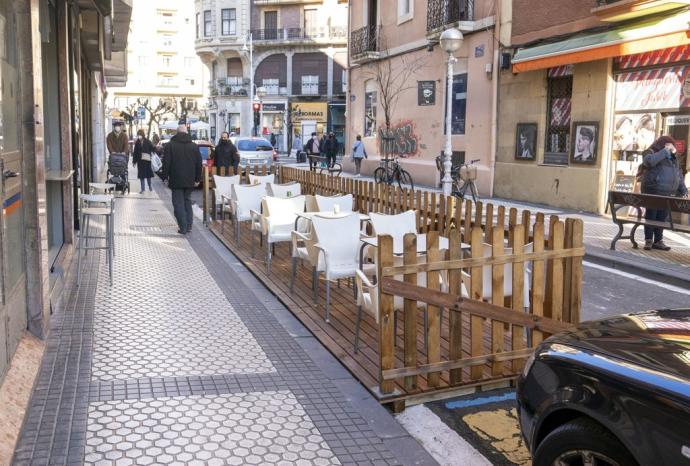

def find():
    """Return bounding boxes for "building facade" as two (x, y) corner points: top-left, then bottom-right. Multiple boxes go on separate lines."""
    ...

(346, 0), (503, 190)
(497, 0), (690, 213)
(0, 0), (131, 459)
(194, 0), (348, 152)
(108, 0), (209, 137)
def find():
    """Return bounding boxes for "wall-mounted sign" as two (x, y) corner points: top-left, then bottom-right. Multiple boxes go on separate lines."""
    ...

(613, 174), (635, 192)
(262, 103), (285, 112)
(350, 94), (356, 102)
(475, 45), (485, 58)
(418, 81), (436, 106)
(290, 102), (327, 123)
(615, 65), (690, 111)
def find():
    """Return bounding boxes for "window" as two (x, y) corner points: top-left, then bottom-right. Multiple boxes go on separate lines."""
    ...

(203, 10), (211, 37)
(138, 55), (147, 65)
(304, 9), (318, 38)
(185, 78), (195, 86)
(161, 34), (174, 47)
(160, 55), (173, 67)
(221, 8), (236, 36)
(545, 73), (573, 165)
(364, 90), (377, 137)
(229, 113), (241, 134)
(263, 78), (279, 95)
(184, 57), (195, 68)
(158, 74), (177, 87)
(445, 73), (467, 135)
(196, 13), (199, 38)
(159, 11), (174, 28)
(301, 75), (319, 95)
(397, 0), (413, 23)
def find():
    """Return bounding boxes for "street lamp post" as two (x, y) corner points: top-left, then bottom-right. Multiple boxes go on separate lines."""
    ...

(242, 32), (254, 136)
(439, 28), (464, 197)
(256, 86), (267, 137)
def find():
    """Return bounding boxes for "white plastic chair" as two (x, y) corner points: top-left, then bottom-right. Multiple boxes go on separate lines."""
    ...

(369, 210), (417, 240)
(213, 174), (241, 220)
(251, 195), (306, 272)
(229, 183), (265, 241)
(315, 194), (353, 213)
(248, 173), (275, 187)
(266, 182), (301, 199)
(310, 213), (361, 323)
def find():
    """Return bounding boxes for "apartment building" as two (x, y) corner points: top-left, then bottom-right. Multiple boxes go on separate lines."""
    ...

(109, 0), (209, 131)
(195, 0), (348, 152)
(497, 0), (690, 213)
(347, 0), (503, 190)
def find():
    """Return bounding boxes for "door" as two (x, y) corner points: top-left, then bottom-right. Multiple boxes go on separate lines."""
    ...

(304, 9), (318, 38)
(0, 0), (27, 379)
(301, 121), (317, 142)
(264, 11), (277, 40)
(663, 114), (690, 224)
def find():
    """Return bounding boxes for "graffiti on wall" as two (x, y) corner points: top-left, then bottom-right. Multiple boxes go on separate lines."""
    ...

(378, 121), (420, 157)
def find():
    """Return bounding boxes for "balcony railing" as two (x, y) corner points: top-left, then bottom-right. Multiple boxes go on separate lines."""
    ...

(426, 0), (474, 33)
(250, 27), (346, 42)
(210, 78), (251, 97)
(350, 25), (379, 57)
(290, 81), (345, 96)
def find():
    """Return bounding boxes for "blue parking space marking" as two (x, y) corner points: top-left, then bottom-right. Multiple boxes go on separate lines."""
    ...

(444, 391), (516, 410)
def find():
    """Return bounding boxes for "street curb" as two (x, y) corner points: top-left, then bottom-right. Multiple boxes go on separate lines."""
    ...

(585, 249), (690, 289)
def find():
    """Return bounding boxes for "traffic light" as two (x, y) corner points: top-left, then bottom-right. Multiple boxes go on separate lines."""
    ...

(253, 102), (261, 112)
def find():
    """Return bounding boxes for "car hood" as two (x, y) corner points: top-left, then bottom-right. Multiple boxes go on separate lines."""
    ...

(550, 309), (690, 381)
(239, 151), (271, 158)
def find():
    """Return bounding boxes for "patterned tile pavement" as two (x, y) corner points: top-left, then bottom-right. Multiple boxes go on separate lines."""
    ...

(12, 182), (436, 466)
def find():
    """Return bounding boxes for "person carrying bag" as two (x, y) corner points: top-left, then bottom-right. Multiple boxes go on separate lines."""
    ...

(351, 134), (367, 177)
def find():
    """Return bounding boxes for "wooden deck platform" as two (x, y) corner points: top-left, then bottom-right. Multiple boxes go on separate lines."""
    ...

(208, 219), (515, 407)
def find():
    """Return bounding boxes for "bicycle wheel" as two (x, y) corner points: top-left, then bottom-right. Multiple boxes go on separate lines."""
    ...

(373, 167), (387, 184)
(397, 169), (414, 191)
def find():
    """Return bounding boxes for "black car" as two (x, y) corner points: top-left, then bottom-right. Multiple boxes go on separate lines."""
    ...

(517, 309), (690, 466)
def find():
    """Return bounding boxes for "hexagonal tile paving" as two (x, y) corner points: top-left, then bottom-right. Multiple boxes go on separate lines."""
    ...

(85, 391), (341, 465)
(90, 201), (275, 381)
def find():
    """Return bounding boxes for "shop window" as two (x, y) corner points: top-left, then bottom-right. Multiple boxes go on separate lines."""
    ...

(364, 90), (377, 137)
(444, 73), (467, 135)
(229, 113), (241, 134)
(221, 8), (236, 36)
(544, 74), (573, 165)
(203, 10), (212, 37)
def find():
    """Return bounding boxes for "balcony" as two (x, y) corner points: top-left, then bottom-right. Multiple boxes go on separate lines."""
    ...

(592, 0), (690, 21)
(210, 78), (251, 97)
(426, 0), (474, 33)
(290, 81), (344, 96)
(350, 25), (379, 63)
(249, 27), (347, 44)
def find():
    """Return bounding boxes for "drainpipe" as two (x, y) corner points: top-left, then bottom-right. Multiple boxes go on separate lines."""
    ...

(488, 0), (501, 198)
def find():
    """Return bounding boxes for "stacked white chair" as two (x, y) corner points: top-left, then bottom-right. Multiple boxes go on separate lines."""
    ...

(266, 182), (301, 199)
(251, 195), (306, 272)
(228, 183), (265, 241)
(213, 174), (241, 220)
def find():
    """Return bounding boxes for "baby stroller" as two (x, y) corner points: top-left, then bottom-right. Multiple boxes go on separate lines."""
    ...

(107, 153), (130, 194)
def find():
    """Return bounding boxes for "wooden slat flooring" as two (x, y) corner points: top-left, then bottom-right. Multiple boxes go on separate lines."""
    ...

(208, 220), (517, 403)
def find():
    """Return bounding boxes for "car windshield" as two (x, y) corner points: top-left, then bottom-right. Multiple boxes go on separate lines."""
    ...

(238, 139), (273, 151)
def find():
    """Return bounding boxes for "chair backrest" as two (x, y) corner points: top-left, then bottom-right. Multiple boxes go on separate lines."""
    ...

(231, 183), (265, 218)
(213, 175), (241, 199)
(369, 210), (417, 240)
(305, 195), (318, 212)
(249, 173), (275, 186)
(267, 182), (301, 199)
(478, 242), (534, 300)
(311, 213), (361, 265)
(264, 195), (306, 221)
(315, 194), (353, 213)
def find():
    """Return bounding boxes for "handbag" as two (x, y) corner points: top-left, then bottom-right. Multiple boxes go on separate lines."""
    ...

(141, 152), (152, 162)
(150, 153), (162, 172)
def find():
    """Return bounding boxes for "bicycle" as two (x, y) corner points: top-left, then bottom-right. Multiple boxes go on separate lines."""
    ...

(436, 156), (481, 203)
(373, 156), (415, 191)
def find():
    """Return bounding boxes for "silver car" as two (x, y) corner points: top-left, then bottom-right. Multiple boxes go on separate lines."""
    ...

(234, 137), (276, 168)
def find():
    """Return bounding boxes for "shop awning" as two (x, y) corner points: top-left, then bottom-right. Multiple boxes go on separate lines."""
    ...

(512, 10), (690, 73)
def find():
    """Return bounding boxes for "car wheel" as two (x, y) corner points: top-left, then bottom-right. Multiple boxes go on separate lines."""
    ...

(533, 418), (637, 466)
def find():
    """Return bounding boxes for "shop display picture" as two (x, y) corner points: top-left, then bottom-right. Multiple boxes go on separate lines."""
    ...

(571, 121), (598, 164)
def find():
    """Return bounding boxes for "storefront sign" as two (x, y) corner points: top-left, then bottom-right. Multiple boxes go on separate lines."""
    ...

(613, 174), (636, 192)
(262, 103), (285, 112)
(290, 102), (327, 123)
(615, 65), (690, 111)
(418, 81), (436, 106)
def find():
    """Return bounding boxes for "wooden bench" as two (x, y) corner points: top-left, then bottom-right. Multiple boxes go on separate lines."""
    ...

(308, 155), (342, 177)
(608, 190), (690, 250)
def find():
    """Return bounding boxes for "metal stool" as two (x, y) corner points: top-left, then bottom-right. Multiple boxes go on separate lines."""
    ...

(77, 194), (114, 285)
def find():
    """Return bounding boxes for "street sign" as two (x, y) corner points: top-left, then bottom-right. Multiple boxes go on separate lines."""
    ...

(137, 106), (146, 120)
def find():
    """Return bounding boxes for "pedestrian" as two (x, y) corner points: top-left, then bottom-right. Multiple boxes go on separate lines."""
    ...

(270, 132), (277, 149)
(305, 132), (321, 172)
(151, 132), (161, 146)
(132, 129), (155, 193)
(639, 135), (688, 251)
(351, 135), (367, 177)
(292, 132), (302, 159)
(323, 132), (338, 168)
(214, 131), (239, 175)
(162, 119), (202, 235)
(106, 121), (130, 156)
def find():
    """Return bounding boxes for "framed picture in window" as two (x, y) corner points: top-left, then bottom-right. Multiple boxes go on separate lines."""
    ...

(515, 123), (537, 160)
(571, 121), (598, 164)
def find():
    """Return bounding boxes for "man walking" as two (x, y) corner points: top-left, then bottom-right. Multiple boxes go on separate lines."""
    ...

(163, 119), (202, 235)
(106, 121), (130, 155)
(323, 132), (338, 168)
(305, 132), (321, 172)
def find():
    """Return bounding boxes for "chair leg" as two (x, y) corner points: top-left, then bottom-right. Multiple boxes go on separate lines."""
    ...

(610, 223), (624, 250)
(266, 241), (272, 273)
(312, 267), (318, 302)
(325, 280), (331, 323)
(630, 223), (640, 249)
(290, 257), (297, 292)
(354, 305), (363, 353)
(83, 215), (91, 256)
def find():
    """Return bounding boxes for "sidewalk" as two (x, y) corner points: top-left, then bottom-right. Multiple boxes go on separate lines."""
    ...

(12, 182), (436, 465)
(282, 160), (690, 284)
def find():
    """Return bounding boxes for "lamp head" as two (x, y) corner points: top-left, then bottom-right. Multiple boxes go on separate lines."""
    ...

(440, 28), (463, 54)
(256, 86), (267, 99)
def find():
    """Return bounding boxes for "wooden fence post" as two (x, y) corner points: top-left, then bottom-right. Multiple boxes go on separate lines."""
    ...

(403, 233), (418, 392)
(426, 231), (442, 388)
(491, 227), (505, 376)
(378, 235), (396, 395)
(448, 229), (463, 385)
(512, 226), (526, 372)
(470, 227), (484, 380)
(569, 219), (584, 324)
(531, 222), (546, 346)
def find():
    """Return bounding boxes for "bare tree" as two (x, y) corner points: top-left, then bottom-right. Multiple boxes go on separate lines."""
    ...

(136, 97), (177, 139)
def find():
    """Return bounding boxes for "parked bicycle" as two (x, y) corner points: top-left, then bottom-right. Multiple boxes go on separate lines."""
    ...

(436, 155), (481, 203)
(374, 157), (415, 191)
